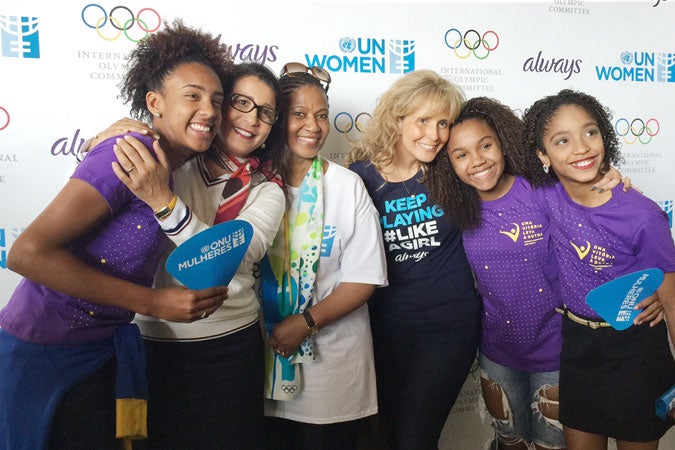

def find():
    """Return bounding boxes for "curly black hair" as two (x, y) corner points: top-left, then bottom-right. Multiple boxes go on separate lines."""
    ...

(426, 97), (526, 230)
(522, 89), (622, 186)
(119, 19), (233, 122)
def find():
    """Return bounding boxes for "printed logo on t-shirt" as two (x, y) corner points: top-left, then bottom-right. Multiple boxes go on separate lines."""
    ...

(499, 219), (544, 245)
(321, 225), (337, 257)
(570, 239), (615, 270)
(499, 223), (520, 242)
(380, 193), (443, 263)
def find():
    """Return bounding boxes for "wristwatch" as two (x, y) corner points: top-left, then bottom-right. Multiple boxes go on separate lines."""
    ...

(302, 310), (319, 336)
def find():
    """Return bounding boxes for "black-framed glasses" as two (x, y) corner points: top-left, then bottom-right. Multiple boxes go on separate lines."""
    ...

(280, 62), (332, 92)
(229, 93), (278, 125)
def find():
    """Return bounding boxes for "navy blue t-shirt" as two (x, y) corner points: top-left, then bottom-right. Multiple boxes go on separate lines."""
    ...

(349, 160), (480, 327)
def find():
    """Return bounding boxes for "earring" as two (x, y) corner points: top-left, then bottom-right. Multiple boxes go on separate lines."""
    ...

(542, 164), (549, 174)
(260, 142), (266, 149)
(154, 112), (162, 118)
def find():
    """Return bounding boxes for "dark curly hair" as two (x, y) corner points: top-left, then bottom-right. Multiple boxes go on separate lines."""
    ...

(522, 89), (622, 186)
(426, 97), (526, 230)
(274, 71), (329, 186)
(214, 62), (285, 176)
(119, 19), (233, 122)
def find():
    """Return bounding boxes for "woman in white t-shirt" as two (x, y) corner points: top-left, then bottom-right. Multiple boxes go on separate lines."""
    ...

(259, 62), (387, 450)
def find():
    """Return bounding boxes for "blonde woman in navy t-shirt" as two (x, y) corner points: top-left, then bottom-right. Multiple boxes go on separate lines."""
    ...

(348, 70), (481, 450)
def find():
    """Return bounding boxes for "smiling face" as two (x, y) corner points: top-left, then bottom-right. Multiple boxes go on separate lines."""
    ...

(393, 103), (451, 166)
(537, 104), (605, 189)
(220, 75), (276, 158)
(147, 62), (224, 160)
(285, 85), (330, 161)
(447, 118), (511, 200)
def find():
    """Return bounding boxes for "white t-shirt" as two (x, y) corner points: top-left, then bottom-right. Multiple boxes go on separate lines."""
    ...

(134, 154), (285, 341)
(264, 160), (387, 424)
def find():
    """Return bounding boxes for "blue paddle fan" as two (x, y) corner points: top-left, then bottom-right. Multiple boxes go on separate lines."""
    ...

(585, 268), (664, 331)
(656, 384), (675, 420)
(165, 220), (253, 289)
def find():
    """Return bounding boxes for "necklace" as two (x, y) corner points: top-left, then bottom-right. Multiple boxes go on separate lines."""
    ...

(401, 178), (418, 199)
(392, 165), (420, 199)
(382, 161), (420, 199)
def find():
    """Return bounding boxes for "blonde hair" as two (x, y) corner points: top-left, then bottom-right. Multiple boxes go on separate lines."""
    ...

(346, 69), (465, 172)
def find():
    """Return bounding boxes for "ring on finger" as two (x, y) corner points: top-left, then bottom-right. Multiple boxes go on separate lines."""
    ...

(200, 311), (208, 319)
(125, 166), (135, 173)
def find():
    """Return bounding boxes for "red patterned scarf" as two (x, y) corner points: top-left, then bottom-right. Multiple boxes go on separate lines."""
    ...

(213, 150), (281, 224)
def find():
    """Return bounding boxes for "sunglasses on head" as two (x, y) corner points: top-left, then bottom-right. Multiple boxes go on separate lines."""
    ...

(280, 62), (331, 92)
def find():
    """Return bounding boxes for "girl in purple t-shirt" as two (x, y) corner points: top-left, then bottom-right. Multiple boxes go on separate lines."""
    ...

(427, 97), (658, 450)
(523, 89), (675, 450)
(0, 21), (230, 450)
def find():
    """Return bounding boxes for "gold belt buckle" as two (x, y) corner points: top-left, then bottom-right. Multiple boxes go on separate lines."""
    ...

(587, 320), (600, 330)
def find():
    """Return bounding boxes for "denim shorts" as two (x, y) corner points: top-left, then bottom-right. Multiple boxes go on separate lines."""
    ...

(479, 353), (564, 448)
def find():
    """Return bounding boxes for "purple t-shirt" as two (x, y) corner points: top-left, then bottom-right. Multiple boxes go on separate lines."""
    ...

(463, 176), (562, 372)
(541, 183), (675, 319)
(0, 133), (168, 344)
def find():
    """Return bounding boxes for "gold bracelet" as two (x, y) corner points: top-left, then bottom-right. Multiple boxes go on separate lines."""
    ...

(154, 194), (178, 221)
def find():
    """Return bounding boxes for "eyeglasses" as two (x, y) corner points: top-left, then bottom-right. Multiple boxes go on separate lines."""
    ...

(229, 93), (278, 125)
(280, 62), (332, 92)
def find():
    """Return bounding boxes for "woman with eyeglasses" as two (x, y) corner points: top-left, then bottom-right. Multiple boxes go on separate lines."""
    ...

(85, 62), (286, 450)
(346, 70), (482, 450)
(0, 20), (231, 450)
(259, 62), (387, 450)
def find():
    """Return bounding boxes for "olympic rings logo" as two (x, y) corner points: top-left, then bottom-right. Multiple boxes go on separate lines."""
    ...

(281, 384), (298, 394)
(614, 118), (659, 145)
(444, 28), (499, 60)
(333, 112), (371, 143)
(81, 4), (162, 42)
(0, 107), (9, 131)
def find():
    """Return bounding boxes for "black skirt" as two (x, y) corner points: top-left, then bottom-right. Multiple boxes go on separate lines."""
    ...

(559, 316), (675, 442)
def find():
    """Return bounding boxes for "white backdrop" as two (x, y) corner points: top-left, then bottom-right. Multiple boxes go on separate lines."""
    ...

(1, 1), (674, 448)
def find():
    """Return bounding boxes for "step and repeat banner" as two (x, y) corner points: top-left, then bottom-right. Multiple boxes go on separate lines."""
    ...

(1, 1), (673, 448)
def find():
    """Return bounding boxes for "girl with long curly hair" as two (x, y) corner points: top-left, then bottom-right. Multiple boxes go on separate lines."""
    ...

(427, 95), (659, 450)
(0, 19), (231, 450)
(522, 90), (675, 450)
